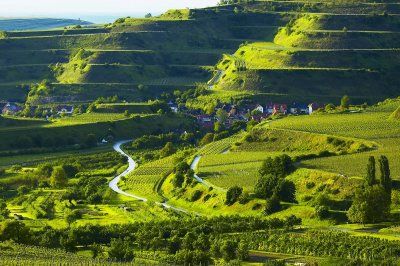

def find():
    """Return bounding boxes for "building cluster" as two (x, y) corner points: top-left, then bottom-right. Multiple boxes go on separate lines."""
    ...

(193, 102), (325, 128)
(1, 102), (74, 117)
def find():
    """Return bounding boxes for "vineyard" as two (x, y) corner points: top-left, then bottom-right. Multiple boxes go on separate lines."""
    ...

(232, 230), (400, 262)
(268, 109), (400, 178)
(49, 113), (131, 126)
(197, 133), (244, 155)
(268, 112), (400, 140)
(0, 242), (127, 266)
(123, 155), (177, 201)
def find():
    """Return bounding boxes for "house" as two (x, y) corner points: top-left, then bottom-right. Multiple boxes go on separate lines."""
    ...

(2, 102), (22, 115)
(56, 105), (74, 115)
(228, 105), (238, 117)
(196, 114), (214, 128)
(168, 101), (179, 113)
(253, 104), (264, 114)
(308, 103), (325, 114)
(273, 104), (287, 115)
(265, 103), (287, 115)
(250, 113), (268, 122)
(290, 103), (309, 114)
(266, 104), (275, 114)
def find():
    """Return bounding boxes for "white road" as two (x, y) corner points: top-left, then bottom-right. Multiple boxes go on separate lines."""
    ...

(109, 140), (190, 214)
(190, 155), (226, 192)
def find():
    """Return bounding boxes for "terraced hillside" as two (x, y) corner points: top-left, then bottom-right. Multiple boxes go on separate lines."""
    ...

(0, 13), (242, 103)
(1, 2), (398, 104)
(210, 1), (400, 104)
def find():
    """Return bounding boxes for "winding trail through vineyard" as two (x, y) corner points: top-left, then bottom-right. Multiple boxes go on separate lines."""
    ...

(109, 140), (190, 214)
(190, 155), (226, 192)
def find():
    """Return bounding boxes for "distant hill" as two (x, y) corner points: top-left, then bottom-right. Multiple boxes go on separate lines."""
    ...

(0, 18), (92, 31)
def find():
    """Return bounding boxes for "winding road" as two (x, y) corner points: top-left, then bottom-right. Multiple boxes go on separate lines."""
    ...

(109, 140), (189, 214)
(190, 155), (226, 192)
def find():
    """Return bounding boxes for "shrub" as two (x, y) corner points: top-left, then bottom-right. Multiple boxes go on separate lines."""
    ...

(190, 190), (203, 202)
(238, 192), (251, 204)
(315, 205), (330, 219)
(277, 180), (296, 203)
(159, 142), (176, 158)
(50, 166), (68, 188)
(199, 133), (214, 146)
(17, 186), (30, 196)
(259, 155), (294, 178)
(225, 186), (243, 206)
(264, 193), (281, 215)
(306, 181), (315, 189)
(254, 174), (279, 199)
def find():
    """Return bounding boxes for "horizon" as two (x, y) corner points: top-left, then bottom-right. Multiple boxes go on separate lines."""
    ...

(0, 0), (219, 23)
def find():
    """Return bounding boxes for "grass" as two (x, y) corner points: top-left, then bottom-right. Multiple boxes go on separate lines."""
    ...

(161, 172), (265, 216)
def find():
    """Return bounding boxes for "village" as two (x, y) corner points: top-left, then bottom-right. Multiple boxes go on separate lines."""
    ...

(185, 102), (324, 129)
(1, 100), (325, 130)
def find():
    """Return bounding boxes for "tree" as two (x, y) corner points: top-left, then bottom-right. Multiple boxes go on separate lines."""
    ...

(325, 103), (335, 112)
(277, 179), (296, 203)
(50, 166), (68, 188)
(237, 240), (249, 260)
(205, 103), (217, 115)
(85, 134), (97, 147)
(65, 209), (82, 226)
(254, 174), (280, 199)
(264, 193), (281, 214)
(259, 155), (294, 178)
(36, 163), (53, 178)
(366, 156), (376, 186)
(216, 108), (229, 124)
(225, 186), (243, 205)
(199, 133), (214, 146)
(145, 13), (152, 18)
(0, 199), (10, 219)
(62, 164), (79, 178)
(159, 142), (176, 158)
(173, 172), (185, 188)
(341, 95), (350, 109)
(347, 185), (390, 224)
(0, 220), (30, 243)
(214, 121), (223, 132)
(220, 239), (237, 262)
(108, 238), (135, 261)
(0, 30), (7, 39)
(17, 185), (30, 196)
(315, 205), (330, 219)
(379, 155), (391, 195)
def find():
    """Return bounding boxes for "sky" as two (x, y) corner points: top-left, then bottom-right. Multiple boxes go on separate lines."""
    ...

(0, 0), (219, 20)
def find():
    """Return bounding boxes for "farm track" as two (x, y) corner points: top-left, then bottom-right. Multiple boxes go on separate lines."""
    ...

(110, 140), (191, 214)
(190, 155), (227, 192)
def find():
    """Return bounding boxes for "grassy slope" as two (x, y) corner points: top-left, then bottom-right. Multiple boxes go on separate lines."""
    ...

(0, 113), (194, 150)
(1, 2), (399, 103)
(211, 7), (400, 104)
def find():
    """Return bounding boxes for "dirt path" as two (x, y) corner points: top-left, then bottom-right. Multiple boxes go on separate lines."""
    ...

(109, 140), (190, 213)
